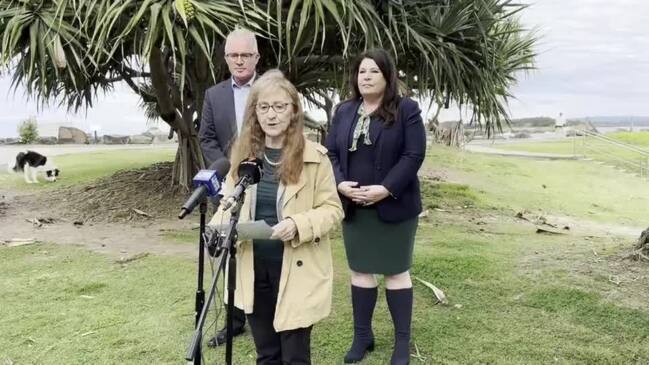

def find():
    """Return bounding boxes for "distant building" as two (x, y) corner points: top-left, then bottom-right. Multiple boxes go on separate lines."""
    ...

(555, 112), (566, 129)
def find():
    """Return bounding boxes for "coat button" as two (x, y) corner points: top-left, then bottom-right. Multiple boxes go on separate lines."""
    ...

(296, 260), (303, 267)
(314, 237), (320, 243)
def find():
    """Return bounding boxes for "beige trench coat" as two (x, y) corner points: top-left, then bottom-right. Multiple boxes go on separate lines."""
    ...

(209, 139), (343, 331)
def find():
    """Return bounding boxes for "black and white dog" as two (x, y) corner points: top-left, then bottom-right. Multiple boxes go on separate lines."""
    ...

(8, 150), (60, 183)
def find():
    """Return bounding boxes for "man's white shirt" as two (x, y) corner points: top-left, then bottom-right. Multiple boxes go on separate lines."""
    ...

(232, 74), (255, 136)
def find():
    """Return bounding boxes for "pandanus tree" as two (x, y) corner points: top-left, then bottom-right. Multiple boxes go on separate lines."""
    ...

(0, 0), (536, 188)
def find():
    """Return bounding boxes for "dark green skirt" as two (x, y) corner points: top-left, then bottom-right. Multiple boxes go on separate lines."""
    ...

(342, 208), (418, 275)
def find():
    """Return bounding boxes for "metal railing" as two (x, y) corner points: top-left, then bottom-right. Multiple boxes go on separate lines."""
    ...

(573, 129), (649, 179)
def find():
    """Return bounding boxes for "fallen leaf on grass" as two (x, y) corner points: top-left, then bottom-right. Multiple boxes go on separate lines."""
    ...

(414, 277), (448, 305)
(132, 208), (152, 218)
(535, 227), (566, 235)
(609, 275), (621, 286)
(412, 343), (427, 362)
(2, 238), (36, 247)
(116, 252), (150, 264)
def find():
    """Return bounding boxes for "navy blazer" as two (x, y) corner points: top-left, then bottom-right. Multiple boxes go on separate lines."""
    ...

(199, 75), (259, 166)
(325, 97), (426, 223)
(199, 79), (237, 166)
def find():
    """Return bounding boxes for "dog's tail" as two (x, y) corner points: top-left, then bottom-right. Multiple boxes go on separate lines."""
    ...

(11, 152), (26, 172)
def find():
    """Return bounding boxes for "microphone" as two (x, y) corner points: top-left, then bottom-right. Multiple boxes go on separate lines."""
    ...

(221, 158), (263, 211)
(178, 158), (231, 219)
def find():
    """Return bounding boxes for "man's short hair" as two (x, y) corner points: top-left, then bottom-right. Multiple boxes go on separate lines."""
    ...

(225, 28), (258, 53)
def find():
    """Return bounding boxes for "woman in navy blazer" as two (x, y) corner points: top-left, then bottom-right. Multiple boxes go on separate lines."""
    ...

(326, 49), (426, 365)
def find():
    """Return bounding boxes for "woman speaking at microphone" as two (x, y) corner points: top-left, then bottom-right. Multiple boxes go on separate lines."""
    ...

(210, 70), (343, 364)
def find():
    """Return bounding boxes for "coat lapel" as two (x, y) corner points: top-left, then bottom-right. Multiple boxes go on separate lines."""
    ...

(339, 100), (362, 170)
(221, 81), (237, 136)
(280, 172), (307, 209)
(369, 116), (385, 144)
(278, 142), (320, 209)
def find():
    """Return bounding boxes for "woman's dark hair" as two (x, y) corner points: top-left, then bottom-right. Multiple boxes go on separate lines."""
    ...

(349, 48), (400, 125)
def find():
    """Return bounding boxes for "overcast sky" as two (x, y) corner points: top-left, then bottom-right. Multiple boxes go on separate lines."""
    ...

(509, 0), (649, 118)
(1, 0), (648, 137)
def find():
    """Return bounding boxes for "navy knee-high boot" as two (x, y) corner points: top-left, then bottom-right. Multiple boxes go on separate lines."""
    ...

(344, 285), (377, 363)
(386, 288), (413, 365)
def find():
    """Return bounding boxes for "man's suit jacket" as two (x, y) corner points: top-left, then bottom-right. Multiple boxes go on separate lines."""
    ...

(199, 79), (238, 166)
(325, 97), (426, 223)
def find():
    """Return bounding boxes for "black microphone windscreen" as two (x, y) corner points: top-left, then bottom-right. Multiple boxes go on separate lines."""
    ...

(208, 158), (231, 178)
(237, 158), (263, 184)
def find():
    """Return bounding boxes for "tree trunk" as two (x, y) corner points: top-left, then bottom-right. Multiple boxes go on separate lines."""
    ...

(172, 129), (203, 188)
(149, 47), (205, 190)
(320, 92), (334, 143)
(635, 228), (649, 261)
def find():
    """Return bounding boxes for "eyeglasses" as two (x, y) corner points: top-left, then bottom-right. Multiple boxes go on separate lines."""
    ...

(225, 53), (257, 62)
(256, 102), (293, 114)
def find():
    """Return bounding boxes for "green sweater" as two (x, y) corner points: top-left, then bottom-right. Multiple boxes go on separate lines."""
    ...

(253, 147), (284, 261)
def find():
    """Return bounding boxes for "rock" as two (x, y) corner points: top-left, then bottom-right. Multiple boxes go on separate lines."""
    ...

(58, 127), (89, 144)
(128, 134), (153, 144)
(102, 135), (129, 144)
(37, 136), (58, 145)
(145, 127), (174, 144)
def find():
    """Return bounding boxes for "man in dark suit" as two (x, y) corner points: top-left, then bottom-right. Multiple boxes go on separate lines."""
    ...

(200, 28), (260, 165)
(199, 28), (260, 347)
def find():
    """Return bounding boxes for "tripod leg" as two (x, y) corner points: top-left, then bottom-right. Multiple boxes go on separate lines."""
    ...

(225, 245), (237, 365)
(193, 202), (208, 365)
(185, 251), (228, 362)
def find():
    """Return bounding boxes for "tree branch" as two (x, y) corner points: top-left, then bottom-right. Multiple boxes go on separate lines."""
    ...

(303, 94), (326, 110)
(121, 65), (150, 78)
(149, 47), (184, 132)
(116, 69), (156, 103)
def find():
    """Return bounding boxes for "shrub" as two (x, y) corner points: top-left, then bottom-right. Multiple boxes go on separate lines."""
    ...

(18, 117), (39, 144)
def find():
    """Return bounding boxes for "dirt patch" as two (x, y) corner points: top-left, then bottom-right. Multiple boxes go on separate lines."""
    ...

(516, 224), (649, 310)
(0, 163), (205, 258)
(46, 162), (187, 223)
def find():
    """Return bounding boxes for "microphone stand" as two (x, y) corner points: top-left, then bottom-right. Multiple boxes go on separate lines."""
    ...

(186, 192), (245, 365)
(194, 198), (207, 365)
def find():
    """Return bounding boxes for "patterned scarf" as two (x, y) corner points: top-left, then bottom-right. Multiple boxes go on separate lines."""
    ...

(349, 104), (372, 152)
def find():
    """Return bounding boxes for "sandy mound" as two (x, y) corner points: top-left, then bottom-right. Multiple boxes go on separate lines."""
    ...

(46, 162), (188, 223)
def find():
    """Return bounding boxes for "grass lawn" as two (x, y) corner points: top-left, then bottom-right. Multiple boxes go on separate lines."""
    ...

(607, 131), (649, 148)
(2, 145), (649, 364)
(427, 145), (649, 227)
(0, 148), (176, 192)
(497, 132), (649, 156)
(496, 133), (649, 177)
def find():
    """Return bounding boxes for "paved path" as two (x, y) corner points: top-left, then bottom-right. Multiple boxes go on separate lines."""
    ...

(464, 144), (578, 160)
